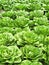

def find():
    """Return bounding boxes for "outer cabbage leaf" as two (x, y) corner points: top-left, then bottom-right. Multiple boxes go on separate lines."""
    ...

(1, 11), (16, 19)
(0, 46), (22, 63)
(15, 10), (29, 18)
(29, 3), (41, 11)
(14, 30), (38, 46)
(23, 31), (38, 44)
(34, 25), (49, 35)
(33, 16), (48, 25)
(21, 45), (43, 60)
(12, 3), (29, 10)
(32, 62), (42, 65)
(14, 16), (29, 27)
(30, 10), (43, 18)
(21, 60), (32, 65)
(0, 17), (14, 27)
(0, 32), (14, 45)
(0, 27), (22, 34)
(21, 60), (42, 65)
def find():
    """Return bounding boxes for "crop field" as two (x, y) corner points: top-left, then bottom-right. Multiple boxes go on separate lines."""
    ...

(0, 0), (49, 65)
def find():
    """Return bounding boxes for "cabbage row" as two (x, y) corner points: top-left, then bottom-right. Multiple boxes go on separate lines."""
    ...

(0, 0), (49, 65)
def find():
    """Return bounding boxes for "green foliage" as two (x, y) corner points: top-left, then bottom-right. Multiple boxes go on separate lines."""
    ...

(0, 33), (14, 45)
(14, 16), (29, 27)
(0, 0), (49, 65)
(21, 45), (43, 60)
(0, 46), (22, 63)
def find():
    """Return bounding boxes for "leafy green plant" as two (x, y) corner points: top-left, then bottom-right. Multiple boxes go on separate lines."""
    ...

(0, 0), (49, 65)
(0, 46), (22, 63)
